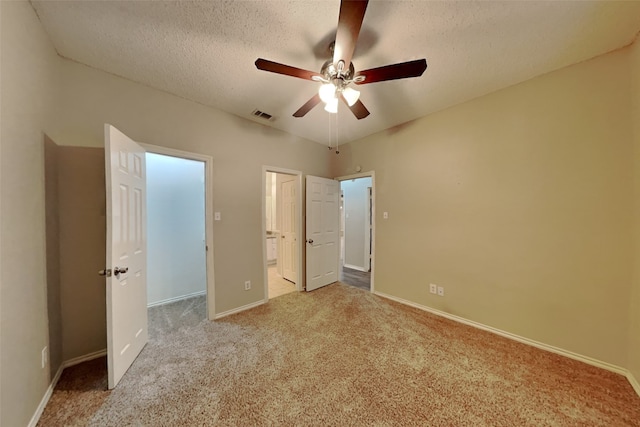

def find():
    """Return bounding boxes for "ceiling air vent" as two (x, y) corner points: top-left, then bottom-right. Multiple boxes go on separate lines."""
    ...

(252, 109), (273, 121)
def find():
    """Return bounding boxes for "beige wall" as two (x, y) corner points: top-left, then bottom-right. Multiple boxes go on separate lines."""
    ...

(45, 141), (105, 372)
(44, 137), (63, 379)
(334, 48), (634, 367)
(629, 40), (640, 385)
(0, 1), (60, 426)
(49, 58), (332, 317)
(2, 3), (331, 422)
(3, 2), (639, 424)
(58, 147), (107, 361)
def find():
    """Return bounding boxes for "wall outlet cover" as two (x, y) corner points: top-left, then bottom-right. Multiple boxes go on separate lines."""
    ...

(429, 284), (437, 294)
(437, 286), (444, 296)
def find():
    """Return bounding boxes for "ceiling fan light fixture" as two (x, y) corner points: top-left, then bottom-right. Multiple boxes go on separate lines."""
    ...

(324, 98), (339, 114)
(319, 83), (337, 103)
(255, 1), (426, 120)
(342, 87), (360, 106)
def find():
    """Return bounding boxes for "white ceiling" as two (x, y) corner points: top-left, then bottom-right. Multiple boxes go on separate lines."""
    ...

(31, 0), (640, 146)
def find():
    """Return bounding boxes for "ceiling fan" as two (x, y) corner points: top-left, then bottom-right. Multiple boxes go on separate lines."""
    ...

(254, 0), (427, 120)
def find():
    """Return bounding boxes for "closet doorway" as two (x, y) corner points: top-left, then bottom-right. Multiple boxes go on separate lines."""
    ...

(143, 144), (215, 320)
(337, 173), (375, 292)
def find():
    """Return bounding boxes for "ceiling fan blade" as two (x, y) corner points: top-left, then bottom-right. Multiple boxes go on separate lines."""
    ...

(293, 94), (322, 117)
(255, 58), (322, 81)
(354, 59), (427, 85)
(333, 0), (368, 71)
(340, 94), (370, 120)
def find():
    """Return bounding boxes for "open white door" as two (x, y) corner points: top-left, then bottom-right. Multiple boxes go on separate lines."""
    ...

(104, 124), (148, 389)
(306, 176), (340, 291)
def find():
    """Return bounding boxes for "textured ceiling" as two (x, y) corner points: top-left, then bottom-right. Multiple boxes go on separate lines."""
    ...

(31, 0), (640, 146)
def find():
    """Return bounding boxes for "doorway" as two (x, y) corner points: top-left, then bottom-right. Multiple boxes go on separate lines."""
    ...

(143, 144), (215, 320)
(146, 152), (206, 309)
(337, 173), (375, 292)
(263, 167), (303, 300)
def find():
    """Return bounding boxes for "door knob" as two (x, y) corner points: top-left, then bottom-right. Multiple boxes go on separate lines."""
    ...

(113, 266), (128, 275)
(306, 239), (314, 244)
(98, 269), (112, 277)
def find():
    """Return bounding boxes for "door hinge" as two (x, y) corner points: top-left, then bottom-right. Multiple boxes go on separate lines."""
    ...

(98, 268), (112, 277)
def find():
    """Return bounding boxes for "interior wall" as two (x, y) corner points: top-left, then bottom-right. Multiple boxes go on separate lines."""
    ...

(44, 137), (63, 379)
(341, 177), (372, 271)
(333, 47), (634, 367)
(629, 39), (640, 386)
(58, 147), (107, 361)
(0, 1), (60, 426)
(48, 58), (332, 316)
(147, 153), (206, 306)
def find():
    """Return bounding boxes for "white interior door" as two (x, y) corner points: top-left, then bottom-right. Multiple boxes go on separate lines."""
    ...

(367, 186), (372, 271)
(306, 176), (340, 291)
(282, 179), (297, 283)
(105, 124), (148, 389)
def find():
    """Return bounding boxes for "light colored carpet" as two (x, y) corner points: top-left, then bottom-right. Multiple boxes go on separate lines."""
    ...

(38, 283), (640, 426)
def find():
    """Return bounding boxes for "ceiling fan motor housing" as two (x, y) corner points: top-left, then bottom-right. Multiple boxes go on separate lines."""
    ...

(321, 59), (355, 82)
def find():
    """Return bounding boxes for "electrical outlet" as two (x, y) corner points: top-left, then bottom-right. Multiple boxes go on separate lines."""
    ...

(429, 284), (437, 294)
(41, 346), (48, 369)
(244, 280), (251, 291)
(437, 286), (444, 297)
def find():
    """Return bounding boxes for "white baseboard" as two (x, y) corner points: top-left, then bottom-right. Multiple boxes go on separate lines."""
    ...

(214, 300), (265, 319)
(374, 291), (630, 378)
(344, 263), (367, 272)
(63, 348), (107, 368)
(27, 364), (64, 427)
(29, 348), (107, 426)
(147, 290), (206, 308)
(627, 371), (640, 397)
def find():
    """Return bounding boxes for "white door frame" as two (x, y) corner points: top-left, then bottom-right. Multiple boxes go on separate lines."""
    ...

(262, 166), (303, 299)
(334, 171), (376, 293)
(141, 143), (216, 320)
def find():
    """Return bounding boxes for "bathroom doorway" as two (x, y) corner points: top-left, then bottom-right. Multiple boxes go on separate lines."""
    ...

(263, 167), (303, 299)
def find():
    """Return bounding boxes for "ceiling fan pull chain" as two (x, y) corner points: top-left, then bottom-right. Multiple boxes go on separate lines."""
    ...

(335, 113), (340, 155)
(329, 113), (334, 153)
